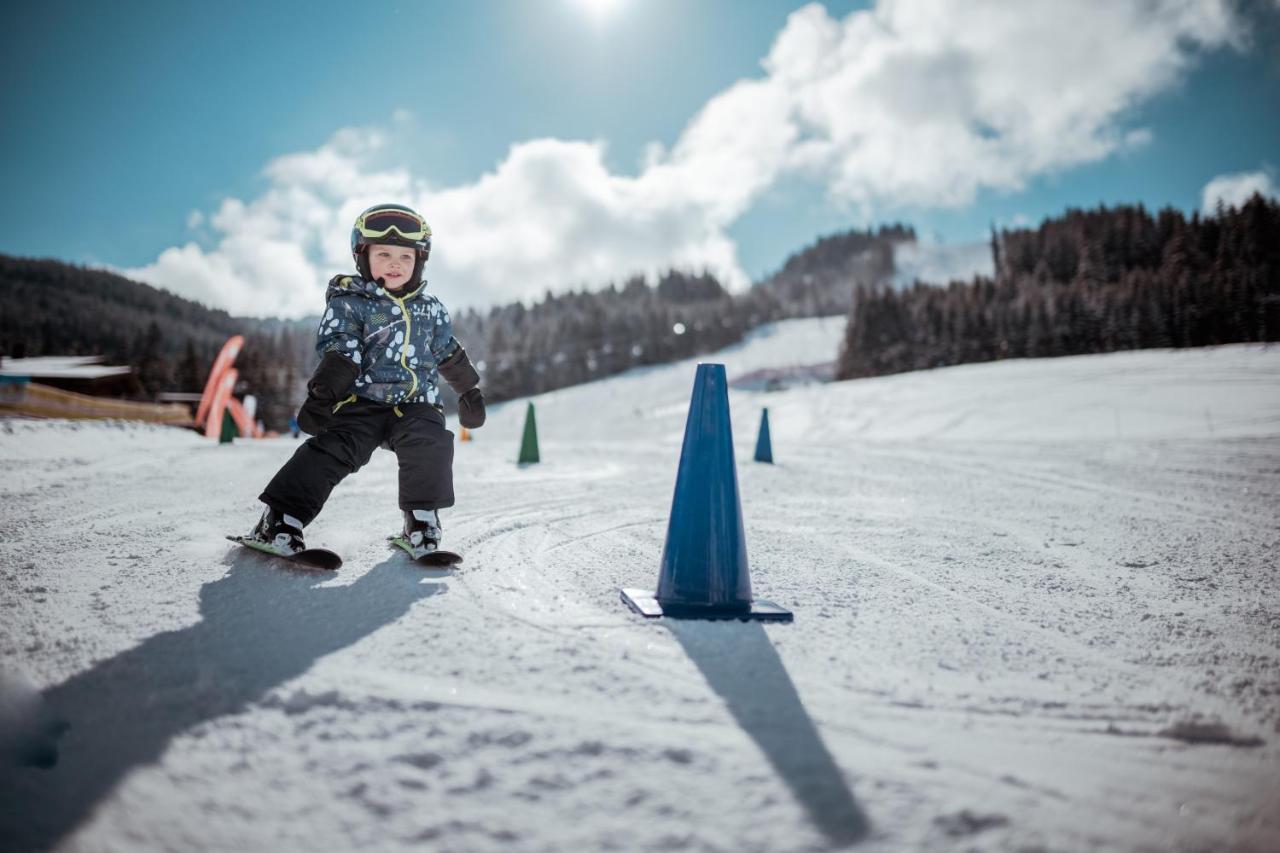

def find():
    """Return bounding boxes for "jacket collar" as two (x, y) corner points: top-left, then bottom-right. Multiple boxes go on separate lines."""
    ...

(326, 274), (428, 302)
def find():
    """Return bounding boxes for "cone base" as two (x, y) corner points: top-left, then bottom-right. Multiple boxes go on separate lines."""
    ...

(620, 588), (793, 622)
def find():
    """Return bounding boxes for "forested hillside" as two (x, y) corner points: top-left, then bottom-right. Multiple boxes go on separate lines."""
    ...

(453, 223), (911, 398)
(0, 225), (905, 428)
(11, 195), (1272, 432)
(836, 195), (1280, 379)
(0, 257), (312, 429)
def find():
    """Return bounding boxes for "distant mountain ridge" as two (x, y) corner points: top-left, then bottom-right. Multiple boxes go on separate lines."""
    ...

(0, 255), (315, 428)
(4, 194), (1275, 433)
(0, 255), (269, 359)
(0, 223), (912, 428)
(754, 223), (915, 316)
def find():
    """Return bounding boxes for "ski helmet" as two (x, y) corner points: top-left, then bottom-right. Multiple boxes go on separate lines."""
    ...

(351, 203), (432, 284)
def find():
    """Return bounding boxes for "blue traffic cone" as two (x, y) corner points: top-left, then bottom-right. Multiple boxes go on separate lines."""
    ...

(754, 407), (773, 463)
(621, 364), (792, 621)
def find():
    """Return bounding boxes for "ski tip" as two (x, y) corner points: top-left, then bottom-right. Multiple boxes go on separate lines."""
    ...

(415, 551), (463, 568)
(295, 551), (343, 571)
(388, 537), (463, 567)
(227, 536), (342, 571)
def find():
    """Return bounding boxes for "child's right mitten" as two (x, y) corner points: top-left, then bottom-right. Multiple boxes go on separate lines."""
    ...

(296, 351), (359, 435)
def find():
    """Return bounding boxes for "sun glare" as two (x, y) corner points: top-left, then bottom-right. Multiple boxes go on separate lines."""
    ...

(570, 0), (626, 23)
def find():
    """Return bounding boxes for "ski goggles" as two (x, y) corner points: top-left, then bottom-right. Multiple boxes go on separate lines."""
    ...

(355, 208), (431, 242)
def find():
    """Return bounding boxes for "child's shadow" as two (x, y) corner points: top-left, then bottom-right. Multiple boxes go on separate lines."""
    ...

(0, 552), (443, 851)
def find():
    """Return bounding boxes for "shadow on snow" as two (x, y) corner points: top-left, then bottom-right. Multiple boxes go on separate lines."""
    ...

(0, 551), (443, 851)
(666, 620), (870, 848)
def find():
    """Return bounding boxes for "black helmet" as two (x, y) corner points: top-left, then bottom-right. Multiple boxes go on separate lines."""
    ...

(350, 203), (432, 284)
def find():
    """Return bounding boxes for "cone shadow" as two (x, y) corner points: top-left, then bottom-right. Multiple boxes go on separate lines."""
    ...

(666, 620), (869, 847)
(0, 553), (444, 851)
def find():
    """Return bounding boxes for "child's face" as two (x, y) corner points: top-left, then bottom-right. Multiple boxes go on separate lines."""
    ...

(367, 243), (417, 290)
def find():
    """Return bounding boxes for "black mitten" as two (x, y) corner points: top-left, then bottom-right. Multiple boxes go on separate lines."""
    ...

(296, 396), (334, 436)
(437, 343), (485, 429)
(308, 351), (361, 400)
(458, 387), (486, 429)
(296, 352), (359, 435)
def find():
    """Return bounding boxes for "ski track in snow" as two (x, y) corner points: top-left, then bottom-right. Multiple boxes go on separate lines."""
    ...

(1, 319), (1279, 852)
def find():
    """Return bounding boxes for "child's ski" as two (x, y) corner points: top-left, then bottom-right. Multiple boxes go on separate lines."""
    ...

(225, 535), (343, 571)
(388, 536), (463, 567)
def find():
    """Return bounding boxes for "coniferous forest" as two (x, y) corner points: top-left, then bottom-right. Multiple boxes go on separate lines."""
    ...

(835, 194), (1280, 379)
(0, 259), (312, 430)
(0, 223), (906, 430)
(458, 223), (910, 401)
(1, 198), (1275, 431)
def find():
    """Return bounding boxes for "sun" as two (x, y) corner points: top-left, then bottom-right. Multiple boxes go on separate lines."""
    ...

(569, 0), (627, 22)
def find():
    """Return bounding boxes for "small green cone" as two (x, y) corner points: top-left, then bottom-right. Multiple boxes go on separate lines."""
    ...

(518, 402), (540, 464)
(219, 408), (238, 444)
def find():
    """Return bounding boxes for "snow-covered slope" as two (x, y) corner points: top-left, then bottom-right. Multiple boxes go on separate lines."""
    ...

(2, 319), (1278, 852)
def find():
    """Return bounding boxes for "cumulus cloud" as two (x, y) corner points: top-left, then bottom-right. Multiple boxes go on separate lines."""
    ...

(122, 128), (411, 317)
(768, 0), (1240, 210)
(123, 129), (766, 317)
(123, 0), (1244, 317)
(426, 138), (755, 309)
(893, 238), (994, 286)
(1200, 168), (1277, 213)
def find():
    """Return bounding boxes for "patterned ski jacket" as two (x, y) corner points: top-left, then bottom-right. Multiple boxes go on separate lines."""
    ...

(317, 274), (461, 408)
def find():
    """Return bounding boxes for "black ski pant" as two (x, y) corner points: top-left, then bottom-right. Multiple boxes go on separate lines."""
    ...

(260, 397), (454, 526)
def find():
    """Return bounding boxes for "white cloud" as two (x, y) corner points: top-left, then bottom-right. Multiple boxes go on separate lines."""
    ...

(765, 0), (1240, 211)
(134, 240), (320, 319)
(893, 238), (994, 286)
(1123, 128), (1154, 151)
(123, 131), (763, 318)
(1200, 168), (1277, 213)
(122, 130), (416, 317)
(121, 0), (1244, 318)
(425, 137), (757, 309)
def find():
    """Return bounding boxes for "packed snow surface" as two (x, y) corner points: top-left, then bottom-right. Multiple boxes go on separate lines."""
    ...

(2, 317), (1278, 852)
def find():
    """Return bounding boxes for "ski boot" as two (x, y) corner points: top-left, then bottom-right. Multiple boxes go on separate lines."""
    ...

(402, 509), (442, 559)
(247, 505), (306, 556)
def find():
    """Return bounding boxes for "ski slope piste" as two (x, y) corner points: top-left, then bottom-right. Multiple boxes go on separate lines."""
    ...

(2, 317), (1278, 852)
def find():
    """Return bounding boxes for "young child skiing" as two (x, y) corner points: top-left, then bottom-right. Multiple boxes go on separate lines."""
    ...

(244, 203), (485, 558)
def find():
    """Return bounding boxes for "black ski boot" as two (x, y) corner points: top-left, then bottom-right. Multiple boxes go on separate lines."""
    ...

(403, 509), (442, 558)
(248, 505), (306, 556)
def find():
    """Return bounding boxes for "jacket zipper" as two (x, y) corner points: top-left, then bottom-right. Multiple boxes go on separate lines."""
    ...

(391, 293), (419, 403)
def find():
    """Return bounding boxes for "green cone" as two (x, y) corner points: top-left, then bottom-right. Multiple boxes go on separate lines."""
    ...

(219, 408), (238, 444)
(518, 402), (540, 464)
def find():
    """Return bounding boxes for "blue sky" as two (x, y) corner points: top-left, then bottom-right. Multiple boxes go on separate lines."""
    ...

(2, 0), (1277, 317)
